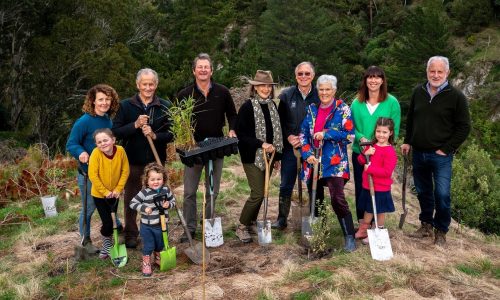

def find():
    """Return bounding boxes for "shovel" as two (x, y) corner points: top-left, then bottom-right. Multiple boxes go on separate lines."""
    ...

(153, 193), (176, 271)
(204, 159), (224, 248)
(365, 154), (393, 261)
(74, 165), (98, 261)
(146, 135), (209, 265)
(399, 153), (409, 229)
(110, 207), (128, 267)
(291, 148), (309, 231)
(301, 142), (322, 240)
(257, 150), (275, 246)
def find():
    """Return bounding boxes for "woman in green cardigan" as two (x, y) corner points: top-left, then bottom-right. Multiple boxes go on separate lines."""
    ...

(350, 66), (401, 227)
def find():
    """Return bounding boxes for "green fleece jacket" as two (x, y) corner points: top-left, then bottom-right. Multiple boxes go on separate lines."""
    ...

(404, 83), (471, 154)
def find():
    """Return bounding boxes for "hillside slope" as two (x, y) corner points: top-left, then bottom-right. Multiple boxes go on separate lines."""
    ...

(3, 159), (498, 299)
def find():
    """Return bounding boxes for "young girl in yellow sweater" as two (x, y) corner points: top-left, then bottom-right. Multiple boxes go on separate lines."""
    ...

(88, 128), (130, 259)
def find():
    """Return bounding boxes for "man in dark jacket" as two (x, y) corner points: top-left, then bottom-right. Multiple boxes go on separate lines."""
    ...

(272, 61), (320, 230)
(177, 53), (237, 242)
(112, 68), (173, 248)
(402, 56), (470, 246)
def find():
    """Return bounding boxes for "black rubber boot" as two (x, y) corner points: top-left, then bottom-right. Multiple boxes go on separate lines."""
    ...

(338, 212), (356, 252)
(271, 196), (291, 230)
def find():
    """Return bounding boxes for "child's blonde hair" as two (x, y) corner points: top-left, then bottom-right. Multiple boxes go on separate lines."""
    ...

(141, 163), (168, 188)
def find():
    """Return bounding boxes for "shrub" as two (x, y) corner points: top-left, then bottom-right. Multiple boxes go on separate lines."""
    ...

(451, 144), (500, 234)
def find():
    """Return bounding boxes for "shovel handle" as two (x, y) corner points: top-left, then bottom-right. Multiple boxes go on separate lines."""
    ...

(293, 148), (303, 206)
(147, 135), (162, 165)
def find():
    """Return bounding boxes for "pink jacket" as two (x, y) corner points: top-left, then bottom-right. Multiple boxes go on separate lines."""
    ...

(357, 144), (397, 192)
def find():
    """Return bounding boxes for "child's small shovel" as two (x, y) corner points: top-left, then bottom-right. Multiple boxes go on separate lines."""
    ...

(153, 193), (176, 271)
(110, 209), (128, 267)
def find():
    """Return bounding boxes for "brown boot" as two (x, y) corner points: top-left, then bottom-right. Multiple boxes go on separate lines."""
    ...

(355, 220), (370, 239)
(142, 255), (152, 277)
(409, 222), (433, 238)
(434, 229), (446, 246)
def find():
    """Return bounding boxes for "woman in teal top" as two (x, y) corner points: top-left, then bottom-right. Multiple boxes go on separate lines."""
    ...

(350, 66), (401, 226)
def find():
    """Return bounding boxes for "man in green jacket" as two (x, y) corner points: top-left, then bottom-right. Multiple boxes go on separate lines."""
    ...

(401, 56), (471, 246)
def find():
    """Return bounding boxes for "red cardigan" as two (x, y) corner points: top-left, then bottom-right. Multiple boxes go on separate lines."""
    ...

(357, 144), (397, 192)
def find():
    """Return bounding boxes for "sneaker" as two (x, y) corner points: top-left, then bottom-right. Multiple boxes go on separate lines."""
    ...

(116, 224), (124, 234)
(180, 231), (195, 243)
(409, 222), (433, 238)
(361, 236), (369, 245)
(236, 224), (252, 243)
(434, 229), (447, 246)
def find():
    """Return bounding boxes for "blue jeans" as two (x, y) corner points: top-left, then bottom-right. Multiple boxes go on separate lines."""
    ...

(279, 146), (298, 197)
(412, 150), (453, 233)
(77, 173), (121, 239)
(140, 224), (164, 256)
(77, 173), (95, 239)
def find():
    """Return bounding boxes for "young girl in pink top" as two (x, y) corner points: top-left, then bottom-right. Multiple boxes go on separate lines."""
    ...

(355, 117), (397, 242)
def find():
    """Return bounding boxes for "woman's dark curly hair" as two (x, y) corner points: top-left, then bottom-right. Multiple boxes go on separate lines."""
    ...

(81, 84), (120, 117)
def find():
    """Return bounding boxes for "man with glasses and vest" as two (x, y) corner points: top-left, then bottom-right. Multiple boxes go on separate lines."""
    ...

(272, 62), (320, 230)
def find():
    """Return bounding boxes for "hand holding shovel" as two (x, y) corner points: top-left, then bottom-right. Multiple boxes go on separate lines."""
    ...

(301, 140), (323, 240)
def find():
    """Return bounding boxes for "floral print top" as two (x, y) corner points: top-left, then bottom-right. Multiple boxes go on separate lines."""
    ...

(300, 99), (355, 181)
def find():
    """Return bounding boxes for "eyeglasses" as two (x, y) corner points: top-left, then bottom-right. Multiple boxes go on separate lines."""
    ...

(297, 72), (311, 77)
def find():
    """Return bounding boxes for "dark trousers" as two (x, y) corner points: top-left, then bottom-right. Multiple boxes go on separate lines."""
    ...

(140, 224), (164, 255)
(94, 197), (118, 237)
(323, 177), (351, 218)
(279, 146), (298, 197)
(123, 164), (145, 240)
(351, 151), (365, 221)
(240, 163), (267, 226)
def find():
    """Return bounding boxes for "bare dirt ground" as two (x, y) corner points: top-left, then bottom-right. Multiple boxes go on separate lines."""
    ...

(13, 161), (500, 299)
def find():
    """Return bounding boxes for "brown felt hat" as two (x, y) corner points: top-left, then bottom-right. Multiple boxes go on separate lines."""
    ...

(248, 70), (277, 85)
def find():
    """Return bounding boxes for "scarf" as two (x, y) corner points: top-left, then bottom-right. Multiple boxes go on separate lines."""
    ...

(251, 96), (283, 171)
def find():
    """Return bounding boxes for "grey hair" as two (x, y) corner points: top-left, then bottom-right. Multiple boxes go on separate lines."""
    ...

(136, 68), (159, 85)
(427, 56), (449, 71)
(295, 61), (315, 76)
(316, 74), (337, 90)
(192, 53), (213, 70)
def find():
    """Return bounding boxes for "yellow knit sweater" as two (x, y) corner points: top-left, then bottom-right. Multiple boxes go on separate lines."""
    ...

(88, 145), (130, 198)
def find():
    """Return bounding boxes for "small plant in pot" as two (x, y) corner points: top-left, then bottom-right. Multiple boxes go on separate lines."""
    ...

(169, 96), (238, 167)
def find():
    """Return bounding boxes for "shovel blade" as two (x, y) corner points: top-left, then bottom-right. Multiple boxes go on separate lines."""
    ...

(204, 217), (224, 248)
(160, 247), (177, 271)
(110, 244), (128, 267)
(257, 220), (272, 245)
(291, 202), (310, 232)
(184, 241), (210, 265)
(367, 228), (393, 261)
(110, 229), (127, 267)
(301, 215), (318, 238)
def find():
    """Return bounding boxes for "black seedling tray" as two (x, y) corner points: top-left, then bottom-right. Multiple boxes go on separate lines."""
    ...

(176, 137), (238, 167)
